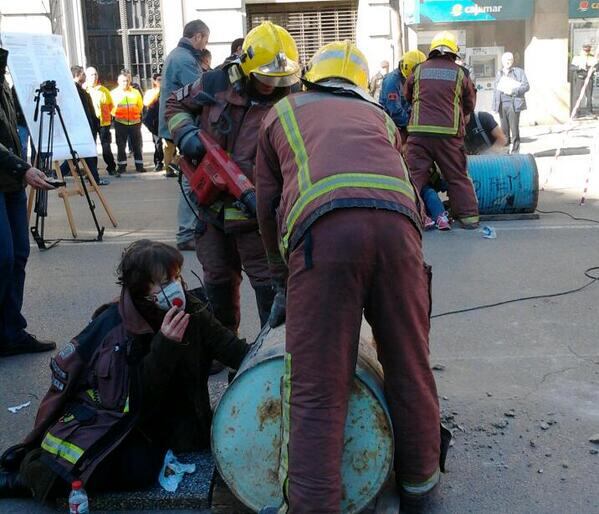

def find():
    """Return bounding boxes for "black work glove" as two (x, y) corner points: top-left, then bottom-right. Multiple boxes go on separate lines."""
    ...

(179, 131), (206, 161)
(268, 281), (286, 328)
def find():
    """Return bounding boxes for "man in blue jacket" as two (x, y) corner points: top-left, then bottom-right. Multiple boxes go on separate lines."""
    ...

(379, 50), (426, 145)
(158, 19), (209, 250)
(493, 52), (529, 154)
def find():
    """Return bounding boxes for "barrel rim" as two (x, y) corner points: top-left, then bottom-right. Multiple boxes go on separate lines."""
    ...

(210, 357), (394, 513)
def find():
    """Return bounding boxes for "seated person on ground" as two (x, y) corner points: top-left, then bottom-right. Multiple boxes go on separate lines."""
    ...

(464, 111), (507, 155)
(0, 240), (249, 502)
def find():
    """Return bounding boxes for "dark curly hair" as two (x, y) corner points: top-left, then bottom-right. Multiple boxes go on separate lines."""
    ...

(117, 240), (183, 299)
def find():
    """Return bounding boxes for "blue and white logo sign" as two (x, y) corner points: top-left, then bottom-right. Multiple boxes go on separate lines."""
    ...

(406, 0), (534, 25)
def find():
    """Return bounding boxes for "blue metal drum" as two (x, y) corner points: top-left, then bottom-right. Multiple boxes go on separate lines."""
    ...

(211, 325), (394, 513)
(468, 154), (539, 214)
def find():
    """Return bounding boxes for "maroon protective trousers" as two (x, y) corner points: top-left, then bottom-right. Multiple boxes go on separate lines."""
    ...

(284, 208), (440, 513)
(406, 135), (480, 225)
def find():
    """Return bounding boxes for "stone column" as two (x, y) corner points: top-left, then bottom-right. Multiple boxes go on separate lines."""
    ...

(524, 0), (570, 124)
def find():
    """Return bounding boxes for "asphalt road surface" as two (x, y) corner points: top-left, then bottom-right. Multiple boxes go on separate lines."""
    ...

(1, 124), (599, 513)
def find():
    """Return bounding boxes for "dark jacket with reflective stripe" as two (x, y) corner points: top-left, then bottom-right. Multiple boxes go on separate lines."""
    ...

(165, 67), (289, 232)
(256, 90), (423, 279)
(22, 290), (247, 484)
(405, 55), (476, 138)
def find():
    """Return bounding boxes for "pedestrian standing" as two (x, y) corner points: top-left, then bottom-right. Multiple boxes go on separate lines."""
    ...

(165, 21), (300, 331)
(405, 31), (480, 229)
(368, 60), (389, 102)
(68, 66), (109, 185)
(85, 67), (117, 176)
(111, 72), (145, 174)
(217, 38), (245, 70)
(159, 19), (209, 250)
(143, 72), (164, 171)
(255, 41), (443, 513)
(570, 43), (598, 117)
(493, 52), (529, 154)
(0, 47), (56, 358)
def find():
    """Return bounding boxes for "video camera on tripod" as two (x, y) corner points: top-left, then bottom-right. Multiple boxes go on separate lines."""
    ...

(31, 79), (105, 249)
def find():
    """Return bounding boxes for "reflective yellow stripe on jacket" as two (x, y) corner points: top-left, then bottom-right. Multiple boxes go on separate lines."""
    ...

(274, 97), (415, 253)
(41, 432), (85, 465)
(408, 65), (464, 135)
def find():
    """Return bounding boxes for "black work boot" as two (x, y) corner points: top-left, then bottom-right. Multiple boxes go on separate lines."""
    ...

(204, 282), (240, 375)
(254, 285), (276, 328)
(0, 333), (56, 357)
(0, 470), (30, 498)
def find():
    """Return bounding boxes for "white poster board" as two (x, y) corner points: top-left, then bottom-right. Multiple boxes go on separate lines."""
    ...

(1, 32), (97, 160)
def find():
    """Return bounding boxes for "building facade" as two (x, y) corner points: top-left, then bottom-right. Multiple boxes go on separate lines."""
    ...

(0, 0), (582, 124)
(0, 0), (401, 91)
(402, 0), (572, 124)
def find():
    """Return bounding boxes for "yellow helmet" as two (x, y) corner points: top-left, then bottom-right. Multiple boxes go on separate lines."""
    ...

(429, 31), (459, 56)
(239, 22), (300, 87)
(304, 41), (369, 91)
(400, 50), (427, 78)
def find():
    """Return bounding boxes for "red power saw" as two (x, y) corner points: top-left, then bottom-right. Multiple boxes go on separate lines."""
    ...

(179, 131), (257, 217)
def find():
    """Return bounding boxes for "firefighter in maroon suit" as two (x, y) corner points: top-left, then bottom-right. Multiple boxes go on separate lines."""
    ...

(404, 31), (480, 229)
(256, 42), (443, 513)
(164, 22), (301, 331)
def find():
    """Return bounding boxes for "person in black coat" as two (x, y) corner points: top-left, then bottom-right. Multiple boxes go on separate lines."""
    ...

(0, 48), (57, 357)
(64, 66), (109, 185)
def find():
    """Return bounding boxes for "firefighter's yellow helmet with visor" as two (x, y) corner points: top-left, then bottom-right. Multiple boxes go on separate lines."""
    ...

(429, 31), (460, 56)
(400, 50), (427, 78)
(239, 21), (301, 88)
(304, 41), (370, 91)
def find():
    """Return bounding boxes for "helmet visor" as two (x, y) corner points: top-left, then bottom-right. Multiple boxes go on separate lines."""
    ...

(253, 70), (300, 87)
(251, 51), (301, 87)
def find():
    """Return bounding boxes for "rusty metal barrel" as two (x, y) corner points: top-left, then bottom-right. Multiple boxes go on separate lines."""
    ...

(211, 325), (394, 513)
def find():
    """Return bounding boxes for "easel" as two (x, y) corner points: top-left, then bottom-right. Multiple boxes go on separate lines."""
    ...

(27, 159), (117, 238)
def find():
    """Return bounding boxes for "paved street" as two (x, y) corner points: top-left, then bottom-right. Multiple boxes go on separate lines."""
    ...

(1, 122), (599, 513)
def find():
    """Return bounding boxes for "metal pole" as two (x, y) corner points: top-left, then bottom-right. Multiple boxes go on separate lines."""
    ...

(119, 0), (131, 70)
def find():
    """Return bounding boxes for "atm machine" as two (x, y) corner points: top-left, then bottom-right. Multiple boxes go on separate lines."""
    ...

(465, 46), (504, 112)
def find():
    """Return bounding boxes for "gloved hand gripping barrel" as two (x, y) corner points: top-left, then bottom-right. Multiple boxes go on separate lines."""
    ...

(179, 131), (257, 217)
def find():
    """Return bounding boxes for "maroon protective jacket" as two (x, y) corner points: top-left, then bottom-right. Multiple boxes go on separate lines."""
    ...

(256, 90), (423, 279)
(21, 291), (247, 484)
(165, 67), (289, 232)
(405, 55), (476, 138)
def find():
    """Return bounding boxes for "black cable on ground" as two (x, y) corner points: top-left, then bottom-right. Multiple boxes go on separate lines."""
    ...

(431, 209), (599, 318)
(535, 209), (599, 224)
(431, 267), (599, 319)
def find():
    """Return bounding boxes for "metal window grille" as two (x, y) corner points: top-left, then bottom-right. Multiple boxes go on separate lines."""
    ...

(246, 1), (359, 67)
(83, 0), (164, 89)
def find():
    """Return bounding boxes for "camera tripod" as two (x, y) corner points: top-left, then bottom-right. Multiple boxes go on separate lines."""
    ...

(30, 80), (105, 250)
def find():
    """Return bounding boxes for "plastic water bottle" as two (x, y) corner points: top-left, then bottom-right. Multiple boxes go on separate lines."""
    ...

(69, 480), (89, 514)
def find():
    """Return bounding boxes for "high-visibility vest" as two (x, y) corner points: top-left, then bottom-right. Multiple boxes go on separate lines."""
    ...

(271, 94), (420, 256)
(86, 84), (113, 127)
(408, 64), (465, 136)
(110, 87), (143, 125)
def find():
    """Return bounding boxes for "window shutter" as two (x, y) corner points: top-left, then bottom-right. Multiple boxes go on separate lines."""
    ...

(246, 1), (359, 67)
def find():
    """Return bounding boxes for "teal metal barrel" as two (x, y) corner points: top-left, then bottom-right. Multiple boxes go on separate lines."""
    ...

(468, 154), (539, 214)
(211, 325), (394, 513)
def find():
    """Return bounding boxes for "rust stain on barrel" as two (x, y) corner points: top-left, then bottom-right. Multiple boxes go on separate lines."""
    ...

(258, 398), (281, 430)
